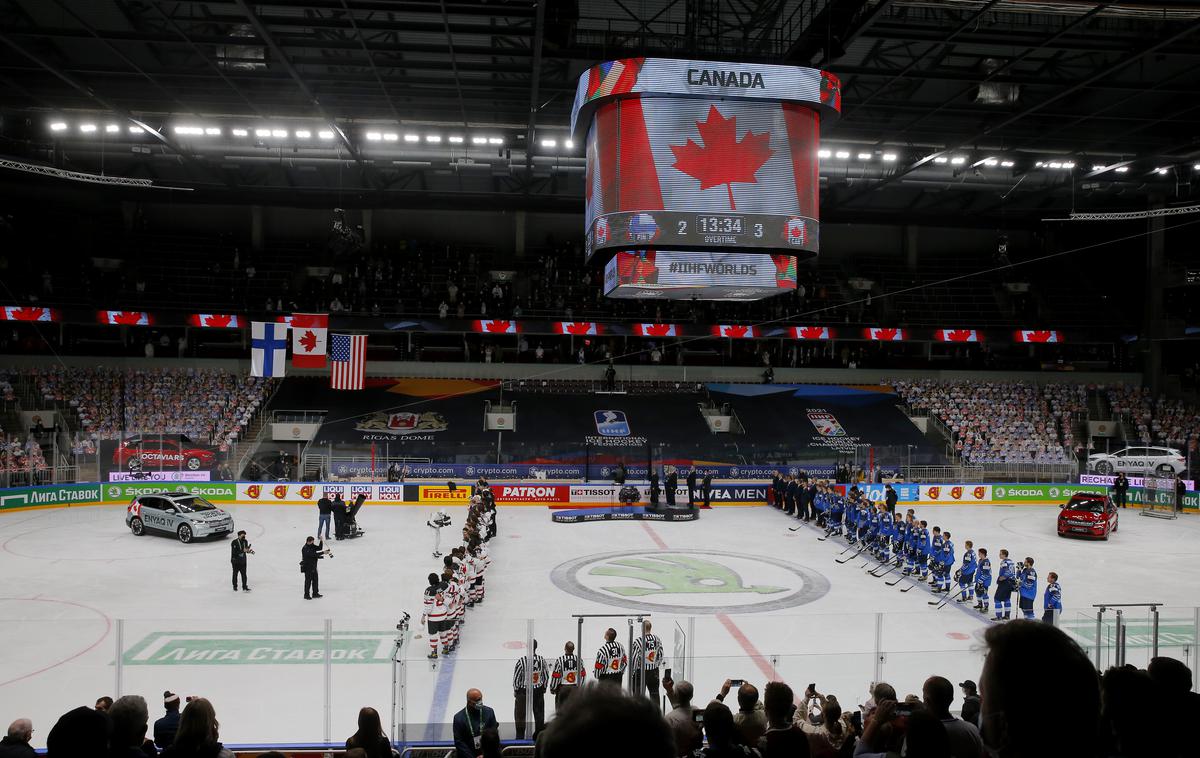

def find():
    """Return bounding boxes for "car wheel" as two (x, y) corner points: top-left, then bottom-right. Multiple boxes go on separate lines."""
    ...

(1095, 461), (1113, 475)
(1156, 464), (1175, 477)
(186, 457), (202, 471)
(177, 524), (193, 544)
(130, 518), (144, 536)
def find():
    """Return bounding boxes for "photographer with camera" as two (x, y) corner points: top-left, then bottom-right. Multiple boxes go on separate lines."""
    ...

(796, 685), (851, 756)
(301, 536), (328, 600)
(230, 530), (253, 592)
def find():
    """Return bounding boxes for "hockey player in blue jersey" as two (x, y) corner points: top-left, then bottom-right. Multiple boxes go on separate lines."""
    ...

(1018, 556), (1038, 620)
(937, 531), (955, 594)
(929, 527), (944, 587)
(891, 513), (905, 567)
(956, 540), (976, 604)
(915, 521), (931, 579)
(974, 548), (992, 615)
(1042, 571), (1061, 625)
(903, 516), (919, 575)
(827, 494), (844, 537)
(845, 498), (858, 545)
(866, 505), (882, 559)
(873, 506), (889, 562)
(993, 549), (1016, 620)
(857, 499), (871, 545)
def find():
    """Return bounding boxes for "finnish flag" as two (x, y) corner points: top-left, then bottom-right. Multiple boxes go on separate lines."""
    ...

(250, 321), (288, 377)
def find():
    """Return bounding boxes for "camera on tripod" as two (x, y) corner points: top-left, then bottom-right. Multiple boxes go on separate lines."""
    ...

(396, 611), (411, 632)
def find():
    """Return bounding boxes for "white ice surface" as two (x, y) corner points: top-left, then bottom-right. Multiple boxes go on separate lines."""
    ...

(1, 502), (1197, 748)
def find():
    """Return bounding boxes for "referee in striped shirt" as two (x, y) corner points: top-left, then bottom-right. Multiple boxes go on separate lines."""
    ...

(550, 641), (586, 710)
(512, 640), (549, 740)
(630, 620), (666, 707)
(594, 627), (628, 687)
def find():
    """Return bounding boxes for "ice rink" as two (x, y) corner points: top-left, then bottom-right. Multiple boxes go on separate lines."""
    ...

(2, 500), (1197, 749)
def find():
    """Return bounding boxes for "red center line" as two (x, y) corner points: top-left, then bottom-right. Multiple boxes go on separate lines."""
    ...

(640, 522), (779, 683)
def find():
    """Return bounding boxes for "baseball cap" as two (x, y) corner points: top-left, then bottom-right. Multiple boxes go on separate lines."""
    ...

(959, 680), (977, 693)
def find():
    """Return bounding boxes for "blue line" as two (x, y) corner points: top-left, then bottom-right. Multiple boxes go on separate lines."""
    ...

(424, 643), (459, 741)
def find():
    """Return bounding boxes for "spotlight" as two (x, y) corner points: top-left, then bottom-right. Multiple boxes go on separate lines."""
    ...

(1115, 167), (1129, 174)
(488, 137), (504, 145)
(881, 153), (897, 162)
(817, 149), (831, 159)
(1000, 160), (1014, 167)
(404, 134), (419, 143)
(564, 139), (575, 149)
(834, 150), (850, 159)
(271, 129), (287, 138)
(50, 122), (68, 132)
(255, 128), (272, 138)
(105, 124), (120, 134)
(318, 130), (335, 139)
(205, 127), (222, 136)
(472, 136), (488, 145)
(383, 133), (399, 142)
(232, 128), (249, 137)
(541, 139), (558, 148)
(950, 156), (966, 165)
(425, 135), (442, 143)
(448, 136), (464, 144)
(295, 129), (311, 139)
(933, 156), (948, 164)
(857, 152), (871, 161)
(365, 132), (382, 141)
(80, 124), (97, 133)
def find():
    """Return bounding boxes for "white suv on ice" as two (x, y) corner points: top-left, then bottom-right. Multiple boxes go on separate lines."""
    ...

(1087, 446), (1186, 477)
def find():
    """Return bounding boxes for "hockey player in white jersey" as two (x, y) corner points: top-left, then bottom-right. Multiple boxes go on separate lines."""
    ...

(421, 572), (449, 659)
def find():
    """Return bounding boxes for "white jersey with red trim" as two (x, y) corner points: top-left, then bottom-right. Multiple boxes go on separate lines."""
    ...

(422, 582), (448, 623)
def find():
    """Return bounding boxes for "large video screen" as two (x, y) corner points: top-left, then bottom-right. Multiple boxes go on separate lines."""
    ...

(585, 98), (819, 261)
(604, 250), (797, 301)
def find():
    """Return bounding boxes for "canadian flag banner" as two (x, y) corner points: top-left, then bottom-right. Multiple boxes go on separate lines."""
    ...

(2, 306), (58, 322)
(935, 329), (980, 343)
(554, 322), (600, 335)
(1014, 330), (1061, 343)
(290, 313), (329, 368)
(98, 311), (151, 326)
(711, 324), (759, 339)
(632, 323), (678, 337)
(863, 327), (906, 341)
(188, 314), (242, 329)
(790, 326), (832, 340)
(474, 320), (519, 334)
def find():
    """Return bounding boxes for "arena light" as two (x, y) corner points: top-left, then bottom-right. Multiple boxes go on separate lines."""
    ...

(541, 138), (558, 148)
(472, 136), (488, 145)
(1154, 167), (1168, 175)
(1091, 164), (1105, 171)
(205, 127), (221, 136)
(488, 137), (504, 145)
(1194, 163), (1200, 171)
(856, 152), (871, 161)
(80, 123), (98, 133)
(294, 129), (311, 139)
(448, 135), (464, 144)
(1000, 160), (1014, 167)
(817, 149), (831, 159)
(318, 130), (335, 139)
(365, 131), (382, 141)
(950, 156), (966, 165)
(1115, 166), (1129, 173)
(128, 125), (143, 134)
(933, 156), (948, 164)
(1035, 161), (1044, 168)
(1062, 161), (1075, 169)
(982, 158), (998, 167)
(404, 134), (419, 143)
(383, 133), (399, 142)
(50, 121), (68, 132)
(1048, 161), (1062, 169)
(565, 139), (575, 149)
(271, 129), (287, 138)
(105, 124), (120, 134)
(232, 128), (248, 137)
(834, 150), (850, 159)
(255, 128), (271, 138)
(426, 135), (442, 143)
(881, 152), (897, 162)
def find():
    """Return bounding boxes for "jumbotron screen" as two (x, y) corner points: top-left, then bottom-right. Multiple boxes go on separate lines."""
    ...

(604, 250), (797, 301)
(572, 58), (839, 299)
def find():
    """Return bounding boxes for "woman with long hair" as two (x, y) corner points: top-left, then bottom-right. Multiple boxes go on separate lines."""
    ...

(161, 698), (234, 758)
(345, 706), (394, 758)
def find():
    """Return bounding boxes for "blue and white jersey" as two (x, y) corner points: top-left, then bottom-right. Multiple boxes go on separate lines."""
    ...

(1044, 581), (1062, 610)
(960, 548), (977, 576)
(998, 558), (1016, 585)
(941, 540), (955, 567)
(916, 528), (931, 556)
(976, 557), (992, 587)
(1019, 565), (1038, 599)
(931, 533), (944, 556)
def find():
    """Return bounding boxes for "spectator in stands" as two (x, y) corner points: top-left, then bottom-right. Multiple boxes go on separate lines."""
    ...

(107, 695), (153, 758)
(46, 706), (108, 757)
(663, 677), (703, 757)
(979, 620), (1098, 758)
(716, 681), (765, 747)
(795, 689), (848, 757)
(345, 707), (391, 758)
(758, 682), (810, 758)
(537, 685), (674, 758)
(901, 708), (951, 758)
(921, 675), (983, 758)
(96, 696), (113, 713)
(453, 689), (497, 758)
(958, 681), (980, 728)
(155, 692), (181, 749)
(696, 701), (759, 758)
(161, 697), (234, 758)
(0, 719), (34, 758)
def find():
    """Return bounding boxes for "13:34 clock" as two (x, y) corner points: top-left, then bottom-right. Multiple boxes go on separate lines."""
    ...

(695, 215), (745, 234)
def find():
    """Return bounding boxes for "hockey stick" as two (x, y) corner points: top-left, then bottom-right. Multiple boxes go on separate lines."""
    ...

(835, 546), (866, 564)
(871, 563), (896, 579)
(885, 571), (908, 587)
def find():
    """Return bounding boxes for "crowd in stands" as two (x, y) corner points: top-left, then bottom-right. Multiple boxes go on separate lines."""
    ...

(1107, 383), (1200, 452)
(891, 380), (1075, 465)
(29, 367), (274, 447)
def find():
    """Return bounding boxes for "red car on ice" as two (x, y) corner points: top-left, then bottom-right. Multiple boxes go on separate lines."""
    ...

(1057, 492), (1119, 540)
(112, 435), (216, 472)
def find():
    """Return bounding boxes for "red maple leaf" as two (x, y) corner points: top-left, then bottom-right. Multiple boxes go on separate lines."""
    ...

(11, 307), (46, 321)
(484, 321), (513, 334)
(565, 323), (593, 335)
(945, 329), (973, 342)
(799, 327), (826, 339)
(670, 105), (773, 210)
(204, 314), (233, 328)
(1026, 330), (1053, 343)
(874, 328), (898, 341)
(645, 324), (672, 337)
(724, 325), (749, 338)
(299, 329), (318, 352)
(112, 311), (145, 325)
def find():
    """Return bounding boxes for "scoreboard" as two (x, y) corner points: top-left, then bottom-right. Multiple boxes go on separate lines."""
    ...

(571, 58), (840, 301)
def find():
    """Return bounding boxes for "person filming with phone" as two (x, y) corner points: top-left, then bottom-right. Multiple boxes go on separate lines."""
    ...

(714, 679), (766, 747)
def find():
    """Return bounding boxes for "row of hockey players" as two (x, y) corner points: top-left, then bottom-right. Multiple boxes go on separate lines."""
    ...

(421, 490), (497, 658)
(777, 483), (1063, 623)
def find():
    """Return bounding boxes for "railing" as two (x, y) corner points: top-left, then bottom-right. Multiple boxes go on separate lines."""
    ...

(896, 464), (985, 482)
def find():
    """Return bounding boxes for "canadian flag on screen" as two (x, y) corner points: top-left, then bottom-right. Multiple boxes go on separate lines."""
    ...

(99, 311), (151, 326)
(554, 322), (599, 335)
(712, 325), (759, 339)
(790, 326), (831, 340)
(863, 328), (906, 341)
(2, 306), (57, 322)
(290, 313), (329, 368)
(188, 314), (242, 329)
(1014, 330), (1061, 343)
(935, 329), (979, 343)
(633, 323), (677, 337)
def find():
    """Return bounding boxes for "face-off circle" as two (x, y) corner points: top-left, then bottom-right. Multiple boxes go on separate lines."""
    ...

(550, 549), (830, 615)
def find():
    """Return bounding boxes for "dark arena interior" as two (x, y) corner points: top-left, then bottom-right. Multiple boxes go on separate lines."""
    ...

(1, 1), (1199, 756)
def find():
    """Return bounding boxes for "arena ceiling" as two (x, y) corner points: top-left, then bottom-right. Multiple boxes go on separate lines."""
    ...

(0, 0), (1199, 222)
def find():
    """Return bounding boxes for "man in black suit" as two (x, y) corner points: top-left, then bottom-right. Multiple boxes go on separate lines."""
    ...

(1112, 473), (1129, 509)
(686, 469), (697, 507)
(301, 536), (325, 599)
(665, 468), (678, 508)
(701, 473), (712, 509)
(771, 473), (783, 509)
(648, 472), (661, 510)
(453, 688), (498, 758)
(805, 478), (818, 521)
(784, 475), (798, 516)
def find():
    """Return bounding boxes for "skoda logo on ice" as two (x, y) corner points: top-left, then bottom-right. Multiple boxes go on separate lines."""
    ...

(108, 486), (121, 499)
(550, 550), (830, 615)
(1050, 487), (1060, 498)
(995, 487), (1005, 498)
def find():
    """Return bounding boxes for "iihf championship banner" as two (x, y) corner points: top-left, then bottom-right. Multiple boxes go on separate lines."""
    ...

(605, 251), (796, 301)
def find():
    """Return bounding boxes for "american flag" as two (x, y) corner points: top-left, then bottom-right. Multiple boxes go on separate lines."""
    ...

(330, 333), (367, 390)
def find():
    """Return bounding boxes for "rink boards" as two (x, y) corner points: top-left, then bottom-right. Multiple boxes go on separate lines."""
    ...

(1, 479), (1197, 512)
